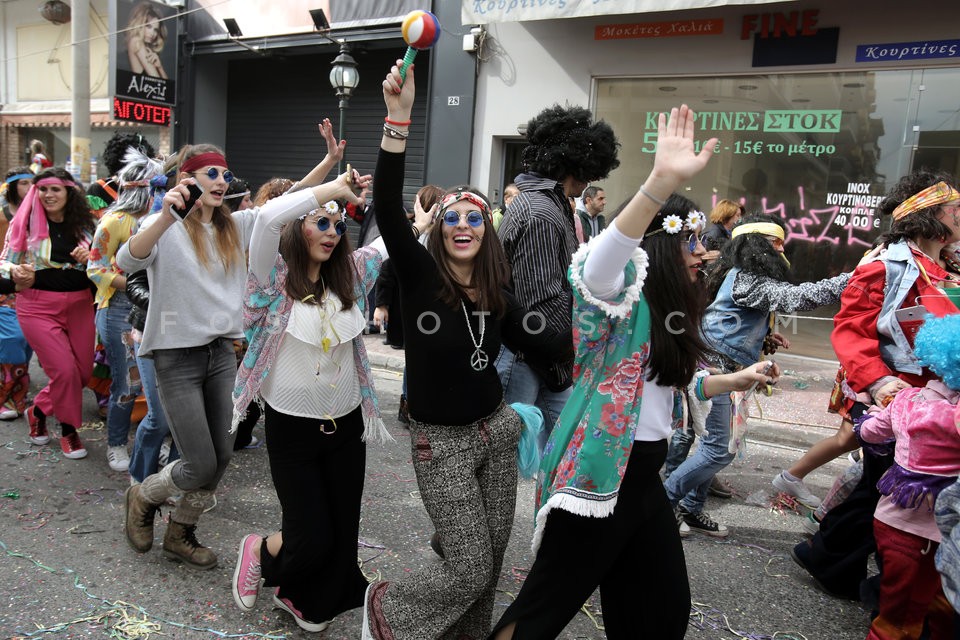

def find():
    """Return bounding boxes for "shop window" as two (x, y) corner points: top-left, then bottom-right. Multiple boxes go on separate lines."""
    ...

(596, 69), (960, 357)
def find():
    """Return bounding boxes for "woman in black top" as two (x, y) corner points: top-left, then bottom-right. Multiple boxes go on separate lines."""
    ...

(0, 168), (96, 458)
(361, 61), (572, 640)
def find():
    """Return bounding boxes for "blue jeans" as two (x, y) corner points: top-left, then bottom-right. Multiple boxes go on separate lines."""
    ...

(153, 338), (237, 492)
(129, 339), (178, 483)
(495, 347), (571, 451)
(664, 392), (734, 514)
(664, 427), (695, 480)
(95, 293), (138, 447)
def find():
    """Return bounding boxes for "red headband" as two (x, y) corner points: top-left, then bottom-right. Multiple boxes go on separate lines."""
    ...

(180, 153), (227, 174)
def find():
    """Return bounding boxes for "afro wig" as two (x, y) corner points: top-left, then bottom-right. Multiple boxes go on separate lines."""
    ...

(913, 313), (960, 391)
(102, 132), (157, 176)
(521, 105), (620, 183)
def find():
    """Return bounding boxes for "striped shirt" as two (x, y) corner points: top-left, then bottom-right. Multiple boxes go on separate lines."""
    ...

(497, 173), (578, 337)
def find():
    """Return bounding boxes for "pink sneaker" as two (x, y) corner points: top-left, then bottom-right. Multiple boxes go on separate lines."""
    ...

(273, 589), (329, 633)
(59, 432), (87, 459)
(232, 534), (262, 612)
(27, 405), (49, 445)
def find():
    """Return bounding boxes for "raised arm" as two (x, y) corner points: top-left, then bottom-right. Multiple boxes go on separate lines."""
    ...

(287, 119), (346, 194)
(613, 106), (717, 239)
(248, 170), (370, 283)
(582, 106), (717, 293)
(373, 61), (434, 281)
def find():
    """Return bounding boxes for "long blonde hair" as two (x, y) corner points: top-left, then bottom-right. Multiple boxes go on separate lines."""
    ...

(126, 2), (166, 53)
(172, 143), (243, 272)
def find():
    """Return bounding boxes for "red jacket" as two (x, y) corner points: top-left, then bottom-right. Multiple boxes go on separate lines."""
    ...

(832, 247), (957, 393)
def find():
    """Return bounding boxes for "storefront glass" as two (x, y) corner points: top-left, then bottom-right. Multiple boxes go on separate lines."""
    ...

(596, 68), (960, 357)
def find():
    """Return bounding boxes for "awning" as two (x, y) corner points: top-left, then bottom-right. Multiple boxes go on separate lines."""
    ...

(462, 0), (797, 25)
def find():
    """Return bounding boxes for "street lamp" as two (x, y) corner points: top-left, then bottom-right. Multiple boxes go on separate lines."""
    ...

(329, 41), (359, 174)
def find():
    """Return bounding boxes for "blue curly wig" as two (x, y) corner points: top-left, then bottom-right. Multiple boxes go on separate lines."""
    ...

(914, 313), (960, 390)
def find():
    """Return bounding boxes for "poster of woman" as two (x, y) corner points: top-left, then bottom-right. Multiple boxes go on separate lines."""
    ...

(115, 0), (176, 107)
(126, 2), (168, 79)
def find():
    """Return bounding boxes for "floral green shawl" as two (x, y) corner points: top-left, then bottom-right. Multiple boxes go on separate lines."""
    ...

(533, 240), (651, 551)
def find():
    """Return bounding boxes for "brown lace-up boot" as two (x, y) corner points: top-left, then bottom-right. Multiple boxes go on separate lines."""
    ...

(162, 520), (218, 570)
(124, 484), (160, 552)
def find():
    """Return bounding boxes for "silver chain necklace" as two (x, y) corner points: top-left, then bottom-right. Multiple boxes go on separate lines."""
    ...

(460, 300), (488, 371)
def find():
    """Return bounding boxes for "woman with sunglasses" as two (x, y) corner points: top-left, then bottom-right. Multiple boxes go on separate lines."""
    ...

(118, 123), (350, 570)
(489, 110), (782, 640)
(228, 157), (410, 630)
(360, 62), (572, 640)
(664, 213), (874, 537)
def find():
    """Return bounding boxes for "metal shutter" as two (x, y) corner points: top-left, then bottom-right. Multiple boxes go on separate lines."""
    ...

(224, 47), (429, 245)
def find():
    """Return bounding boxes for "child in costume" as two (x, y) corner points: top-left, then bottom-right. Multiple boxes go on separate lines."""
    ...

(855, 313), (960, 640)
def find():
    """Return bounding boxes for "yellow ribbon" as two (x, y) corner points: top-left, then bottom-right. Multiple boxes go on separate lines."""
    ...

(731, 222), (785, 240)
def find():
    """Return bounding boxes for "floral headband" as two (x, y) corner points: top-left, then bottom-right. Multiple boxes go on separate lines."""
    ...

(891, 181), (960, 221)
(437, 191), (492, 222)
(644, 210), (705, 239)
(298, 201), (342, 220)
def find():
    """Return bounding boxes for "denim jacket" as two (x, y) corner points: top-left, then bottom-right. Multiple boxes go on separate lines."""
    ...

(876, 241), (923, 376)
(702, 267), (769, 368)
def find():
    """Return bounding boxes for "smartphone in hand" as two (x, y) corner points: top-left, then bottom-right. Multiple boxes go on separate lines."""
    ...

(171, 182), (204, 219)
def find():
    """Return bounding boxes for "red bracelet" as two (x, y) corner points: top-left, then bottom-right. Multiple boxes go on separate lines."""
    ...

(384, 117), (411, 126)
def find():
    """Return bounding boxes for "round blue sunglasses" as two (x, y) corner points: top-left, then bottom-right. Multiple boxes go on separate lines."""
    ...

(313, 216), (348, 236)
(192, 167), (234, 184)
(442, 210), (485, 227)
(683, 232), (702, 253)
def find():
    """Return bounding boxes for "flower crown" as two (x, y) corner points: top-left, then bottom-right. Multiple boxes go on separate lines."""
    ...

(656, 210), (705, 236)
(297, 201), (342, 221)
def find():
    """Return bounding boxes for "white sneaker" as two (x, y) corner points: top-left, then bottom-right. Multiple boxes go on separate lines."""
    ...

(673, 505), (691, 538)
(361, 583), (374, 640)
(107, 445), (131, 472)
(773, 472), (822, 508)
(0, 408), (19, 420)
(801, 512), (821, 537)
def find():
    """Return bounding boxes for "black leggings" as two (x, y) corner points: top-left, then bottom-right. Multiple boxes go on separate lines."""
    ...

(489, 439), (690, 640)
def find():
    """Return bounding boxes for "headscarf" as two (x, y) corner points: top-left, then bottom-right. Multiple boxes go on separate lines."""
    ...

(7, 177), (73, 253)
(891, 181), (960, 221)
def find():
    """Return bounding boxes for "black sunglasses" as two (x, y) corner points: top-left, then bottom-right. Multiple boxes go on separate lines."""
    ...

(192, 167), (234, 183)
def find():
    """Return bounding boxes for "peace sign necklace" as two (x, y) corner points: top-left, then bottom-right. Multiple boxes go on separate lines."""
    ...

(460, 300), (488, 371)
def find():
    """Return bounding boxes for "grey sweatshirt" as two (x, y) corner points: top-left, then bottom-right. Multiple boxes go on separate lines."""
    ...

(116, 189), (319, 356)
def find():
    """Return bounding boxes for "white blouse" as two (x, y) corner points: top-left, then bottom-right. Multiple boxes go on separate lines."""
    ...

(260, 293), (365, 420)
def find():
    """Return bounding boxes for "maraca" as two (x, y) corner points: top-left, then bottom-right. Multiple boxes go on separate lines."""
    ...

(399, 10), (440, 82)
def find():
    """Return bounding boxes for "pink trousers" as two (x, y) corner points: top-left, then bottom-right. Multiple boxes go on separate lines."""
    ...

(16, 288), (94, 428)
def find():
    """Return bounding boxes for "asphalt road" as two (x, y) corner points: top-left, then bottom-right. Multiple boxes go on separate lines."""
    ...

(0, 345), (872, 639)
